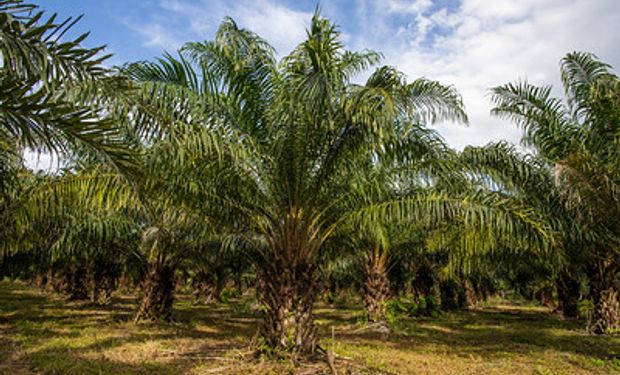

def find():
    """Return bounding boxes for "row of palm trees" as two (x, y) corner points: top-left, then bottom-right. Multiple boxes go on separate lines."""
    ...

(2, 0), (619, 356)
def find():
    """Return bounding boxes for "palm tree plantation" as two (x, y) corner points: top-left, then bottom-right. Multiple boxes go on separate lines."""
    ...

(1, 1), (620, 373)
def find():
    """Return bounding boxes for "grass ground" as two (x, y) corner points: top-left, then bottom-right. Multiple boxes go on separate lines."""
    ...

(0, 281), (619, 374)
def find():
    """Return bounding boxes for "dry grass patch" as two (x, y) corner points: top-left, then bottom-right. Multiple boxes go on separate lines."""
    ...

(1, 281), (619, 374)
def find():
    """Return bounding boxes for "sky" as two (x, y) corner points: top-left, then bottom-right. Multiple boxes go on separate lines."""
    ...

(29, 0), (620, 168)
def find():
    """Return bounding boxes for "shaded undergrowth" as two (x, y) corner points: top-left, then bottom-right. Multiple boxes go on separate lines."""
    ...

(0, 281), (619, 374)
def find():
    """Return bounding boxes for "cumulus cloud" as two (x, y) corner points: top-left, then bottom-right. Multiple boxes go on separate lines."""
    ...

(133, 22), (187, 52)
(126, 0), (620, 149)
(353, 0), (620, 149)
(226, 1), (311, 55)
(132, 0), (311, 56)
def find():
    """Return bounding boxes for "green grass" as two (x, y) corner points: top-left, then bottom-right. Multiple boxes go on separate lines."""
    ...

(1, 281), (619, 374)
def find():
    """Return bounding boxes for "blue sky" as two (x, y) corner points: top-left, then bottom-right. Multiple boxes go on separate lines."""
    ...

(32, 0), (620, 154)
(35, 0), (464, 63)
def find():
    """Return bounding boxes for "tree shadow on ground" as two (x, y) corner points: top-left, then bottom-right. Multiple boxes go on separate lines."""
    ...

(3, 281), (620, 374)
(331, 306), (620, 361)
(0, 281), (259, 374)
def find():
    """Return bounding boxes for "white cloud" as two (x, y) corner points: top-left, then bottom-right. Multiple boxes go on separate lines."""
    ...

(353, 0), (620, 149)
(126, 0), (620, 150)
(229, 1), (311, 55)
(134, 22), (187, 51)
(384, 0), (433, 14)
(139, 0), (311, 56)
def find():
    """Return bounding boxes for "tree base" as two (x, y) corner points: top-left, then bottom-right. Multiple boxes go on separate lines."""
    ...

(591, 288), (620, 334)
(134, 261), (175, 322)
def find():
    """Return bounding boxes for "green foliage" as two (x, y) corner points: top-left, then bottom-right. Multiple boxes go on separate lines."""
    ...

(219, 287), (239, 303)
(3, 0), (619, 357)
(490, 51), (620, 331)
(0, 0), (134, 171)
(386, 296), (440, 323)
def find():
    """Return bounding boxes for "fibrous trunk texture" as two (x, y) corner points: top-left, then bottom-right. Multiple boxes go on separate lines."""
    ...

(256, 210), (326, 357)
(118, 273), (137, 292)
(32, 273), (47, 289)
(462, 279), (478, 309)
(591, 288), (620, 333)
(191, 270), (223, 304)
(535, 285), (555, 309)
(257, 257), (319, 356)
(361, 245), (390, 324)
(589, 260), (619, 333)
(90, 262), (117, 306)
(135, 260), (175, 321)
(67, 266), (89, 300)
(556, 272), (580, 318)
(48, 270), (65, 293)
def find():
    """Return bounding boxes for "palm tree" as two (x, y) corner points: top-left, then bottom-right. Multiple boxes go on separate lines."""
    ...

(14, 150), (216, 320)
(2, 7), (555, 355)
(191, 15), (473, 354)
(83, 8), (553, 354)
(490, 52), (620, 332)
(1, 0), (223, 319)
(0, 0), (136, 270)
(0, 0), (133, 172)
(459, 141), (585, 317)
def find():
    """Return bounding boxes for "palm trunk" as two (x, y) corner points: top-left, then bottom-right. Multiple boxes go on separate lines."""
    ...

(589, 260), (619, 333)
(361, 245), (390, 324)
(48, 269), (66, 293)
(135, 258), (175, 321)
(90, 262), (117, 306)
(440, 279), (466, 311)
(67, 266), (89, 300)
(234, 272), (244, 296)
(591, 288), (620, 333)
(214, 268), (227, 300)
(118, 273), (136, 292)
(556, 272), (580, 318)
(462, 278), (478, 309)
(44, 269), (54, 291)
(192, 270), (221, 304)
(412, 260), (435, 301)
(535, 284), (555, 309)
(255, 211), (326, 357)
(33, 273), (47, 289)
(257, 251), (319, 356)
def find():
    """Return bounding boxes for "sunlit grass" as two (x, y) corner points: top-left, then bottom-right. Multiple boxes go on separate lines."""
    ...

(1, 280), (619, 374)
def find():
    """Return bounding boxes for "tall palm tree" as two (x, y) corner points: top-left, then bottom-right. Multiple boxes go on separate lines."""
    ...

(490, 52), (620, 332)
(459, 141), (585, 317)
(3, 0), (226, 320)
(126, 12), (553, 356)
(0, 0), (137, 267)
(0, 0), (133, 172)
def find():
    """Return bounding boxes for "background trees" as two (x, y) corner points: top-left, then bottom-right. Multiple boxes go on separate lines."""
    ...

(0, 0), (133, 172)
(490, 52), (620, 332)
(2, 0), (619, 367)
(0, 0), (135, 261)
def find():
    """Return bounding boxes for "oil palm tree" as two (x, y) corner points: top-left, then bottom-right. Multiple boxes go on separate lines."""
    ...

(125, 12), (555, 356)
(0, 0), (136, 268)
(0, 0), (133, 172)
(3, 3), (226, 319)
(12, 145), (216, 320)
(490, 52), (620, 332)
(459, 141), (586, 317)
